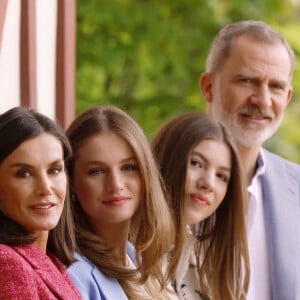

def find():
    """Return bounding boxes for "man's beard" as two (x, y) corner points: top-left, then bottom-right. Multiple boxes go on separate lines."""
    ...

(217, 107), (282, 148)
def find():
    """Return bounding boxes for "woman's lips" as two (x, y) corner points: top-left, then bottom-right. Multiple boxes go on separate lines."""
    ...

(190, 194), (209, 206)
(102, 196), (129, 206)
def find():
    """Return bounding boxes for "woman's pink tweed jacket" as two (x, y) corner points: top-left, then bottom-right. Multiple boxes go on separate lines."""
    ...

(0, 243), (82, 300)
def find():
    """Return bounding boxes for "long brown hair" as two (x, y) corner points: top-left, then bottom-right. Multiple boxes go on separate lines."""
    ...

(66, 105), (174, 298)
(152, 112), (250, 300)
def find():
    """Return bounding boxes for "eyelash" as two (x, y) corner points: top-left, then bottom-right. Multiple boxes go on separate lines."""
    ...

(15, 166), (63, 178)
(122, 164), (139, 172)
(49, 166), (64, 174)
(271, 84), (284, 90)
(240, 78), (284, 90)
(88, 168), (104, 175)
(190, 159), (203, 168)
(190, 159), (229, 182)
(88, 164), (139, 175)
(240, 78), (251, 83)
(217, 173), (229, 182)
(16, 170), (30, 178)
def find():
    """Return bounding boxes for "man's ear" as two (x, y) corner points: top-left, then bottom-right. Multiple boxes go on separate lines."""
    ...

(286, 86), (293, 106)
(199, 72), (213, 103)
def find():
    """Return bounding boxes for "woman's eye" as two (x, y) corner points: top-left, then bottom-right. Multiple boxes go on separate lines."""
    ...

(217, 173), (229, 182)
(122, 164), (139, 172)
(190, 159), (203, 168)
(16, 170), (30, 178)
(49, 166), (63, 175)
(88, 168), (104, 175)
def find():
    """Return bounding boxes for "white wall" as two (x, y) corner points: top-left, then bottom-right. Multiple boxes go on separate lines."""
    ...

(0, 0), (20, 113)
(0, 0), (57, 119)
(36, 0), (57, 119)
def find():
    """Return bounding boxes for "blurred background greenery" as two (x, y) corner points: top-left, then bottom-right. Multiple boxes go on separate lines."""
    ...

(76, 0), (300, 163)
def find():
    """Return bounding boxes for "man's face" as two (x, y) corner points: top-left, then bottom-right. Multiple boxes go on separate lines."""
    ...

(200, 34), (293, 149)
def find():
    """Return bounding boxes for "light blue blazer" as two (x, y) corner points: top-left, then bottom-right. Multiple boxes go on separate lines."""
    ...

(262, 149), (300, 300)
(67, 242), (135, 300)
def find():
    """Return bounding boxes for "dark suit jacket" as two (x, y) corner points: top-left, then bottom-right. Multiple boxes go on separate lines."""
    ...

(262, 149), (300, 300)
(0, 243), (82, 300)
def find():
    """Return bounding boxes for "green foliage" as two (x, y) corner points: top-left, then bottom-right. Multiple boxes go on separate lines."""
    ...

(76, 0), (300, 162)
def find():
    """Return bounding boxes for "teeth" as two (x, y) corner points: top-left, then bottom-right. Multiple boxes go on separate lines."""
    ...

(34, 205), (51, 209)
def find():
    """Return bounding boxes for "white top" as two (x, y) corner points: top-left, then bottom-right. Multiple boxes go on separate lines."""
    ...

(127, 255), (179, 300)
(246, 151), (271, 300)
(174, 233), (204, 300)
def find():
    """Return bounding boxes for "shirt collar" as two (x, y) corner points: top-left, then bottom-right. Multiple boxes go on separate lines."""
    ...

(248, 150), (266, 193)
(254, 149), (266, 178)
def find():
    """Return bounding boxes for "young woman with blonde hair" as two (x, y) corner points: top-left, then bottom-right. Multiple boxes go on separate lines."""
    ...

(67, 105), (177, 299)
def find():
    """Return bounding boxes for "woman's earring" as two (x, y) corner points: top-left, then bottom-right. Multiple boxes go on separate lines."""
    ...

(71, 193), (77, 202)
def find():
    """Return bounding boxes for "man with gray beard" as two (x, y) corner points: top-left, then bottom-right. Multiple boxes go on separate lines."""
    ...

(200, 20), (300, 300)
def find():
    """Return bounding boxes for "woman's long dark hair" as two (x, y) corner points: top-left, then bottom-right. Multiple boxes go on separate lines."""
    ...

(0, 106), (76, 266)
(152, 112), (250, 300)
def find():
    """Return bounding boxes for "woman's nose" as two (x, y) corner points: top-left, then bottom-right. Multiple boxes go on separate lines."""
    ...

(197, 170), (214, 192)
(107, 170), (124, 193)
(36, 174), (52, 196)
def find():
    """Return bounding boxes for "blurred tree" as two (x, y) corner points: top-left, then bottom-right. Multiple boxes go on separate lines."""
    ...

(76, 0), (300, 162)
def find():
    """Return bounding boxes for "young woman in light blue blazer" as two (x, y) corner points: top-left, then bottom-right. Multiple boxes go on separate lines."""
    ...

(66, 106), (177, 299)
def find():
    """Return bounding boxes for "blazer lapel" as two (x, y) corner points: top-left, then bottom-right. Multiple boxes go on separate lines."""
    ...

(91, 242), (134, 299)
(91, 266), (128, 300)
(14, 245), (80, 299)
(262, 152), (300, 299)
